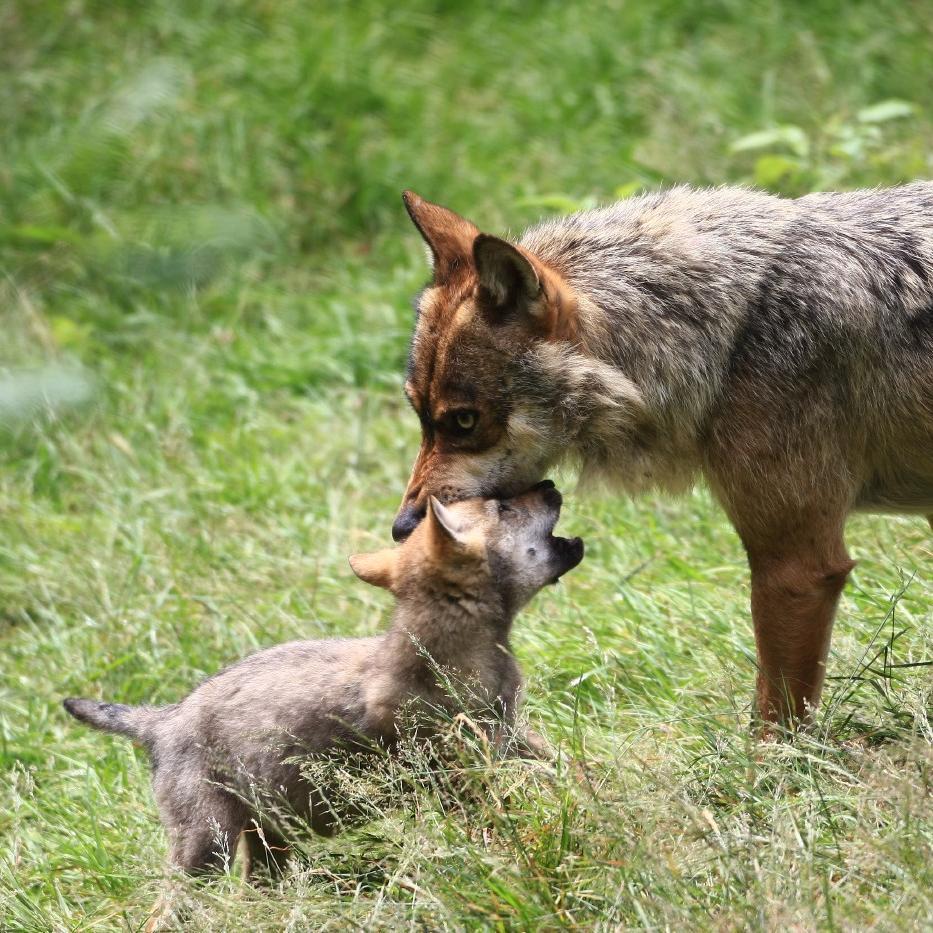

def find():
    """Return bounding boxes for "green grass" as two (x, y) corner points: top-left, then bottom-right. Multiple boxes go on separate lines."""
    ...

(1, 0), (931, 928)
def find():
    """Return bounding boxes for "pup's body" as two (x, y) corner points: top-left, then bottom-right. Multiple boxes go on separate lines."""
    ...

(393, 183), (933, 724)
(65, 484), (583, 878)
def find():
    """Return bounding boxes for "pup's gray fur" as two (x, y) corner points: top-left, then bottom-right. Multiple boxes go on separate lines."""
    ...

(395, 183), (933, 724)
(64, 485), (583, 880)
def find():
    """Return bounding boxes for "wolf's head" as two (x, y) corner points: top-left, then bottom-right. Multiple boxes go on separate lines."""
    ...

(392, 192), (644, 541)
(352, 482), (583, 614)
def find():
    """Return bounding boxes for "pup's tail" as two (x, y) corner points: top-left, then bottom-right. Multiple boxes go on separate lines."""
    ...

(63, 697), (161, 745)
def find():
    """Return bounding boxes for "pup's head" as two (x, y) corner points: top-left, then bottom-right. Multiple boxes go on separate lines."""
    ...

(351, 481), (583, 614)
(392, 191), (643, 541)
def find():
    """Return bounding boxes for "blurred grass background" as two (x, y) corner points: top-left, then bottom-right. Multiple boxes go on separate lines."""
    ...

(1, 1), (931, 929)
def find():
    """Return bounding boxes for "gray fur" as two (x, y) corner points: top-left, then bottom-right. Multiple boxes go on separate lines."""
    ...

(516, 183), (933, 505)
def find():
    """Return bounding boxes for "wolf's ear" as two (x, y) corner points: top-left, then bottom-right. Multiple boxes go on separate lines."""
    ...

(349, 549), (396, 591)
(473, 234), (544, 321)
(403, 191), (480, 283)
(426, 496), (471, 550)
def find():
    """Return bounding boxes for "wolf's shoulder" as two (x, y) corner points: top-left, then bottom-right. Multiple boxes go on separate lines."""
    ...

(519, 185), (789, 256)
(520, 182), (933, 272)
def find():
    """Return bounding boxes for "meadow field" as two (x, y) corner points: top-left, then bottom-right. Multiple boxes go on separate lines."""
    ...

(1, 1), (932, 928)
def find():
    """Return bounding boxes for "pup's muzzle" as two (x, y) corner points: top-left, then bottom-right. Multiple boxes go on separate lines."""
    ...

(549, 535), (585, 580)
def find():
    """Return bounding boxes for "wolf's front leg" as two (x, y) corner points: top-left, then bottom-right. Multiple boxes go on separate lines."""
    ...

(740, 515), (853, 727)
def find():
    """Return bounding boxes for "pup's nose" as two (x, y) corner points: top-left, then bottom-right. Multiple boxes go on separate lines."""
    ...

(531, 479), (556, 492)
(392, 504), (424, 542)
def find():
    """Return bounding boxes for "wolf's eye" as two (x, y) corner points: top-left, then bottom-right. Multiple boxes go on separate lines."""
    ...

(452, 410), (478, 433)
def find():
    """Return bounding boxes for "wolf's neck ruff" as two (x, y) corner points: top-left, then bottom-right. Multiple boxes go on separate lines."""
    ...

(516, 186), (801, 495)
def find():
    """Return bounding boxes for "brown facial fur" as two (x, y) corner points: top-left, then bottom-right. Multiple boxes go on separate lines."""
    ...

(394, 195), (581, 540)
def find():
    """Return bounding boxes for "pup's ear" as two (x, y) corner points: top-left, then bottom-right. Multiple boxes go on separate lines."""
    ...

(349, 550), (396, 591)
(403, 190), (479, 283)
(473, 234), (544, 320)
(426, 496), (471, 550)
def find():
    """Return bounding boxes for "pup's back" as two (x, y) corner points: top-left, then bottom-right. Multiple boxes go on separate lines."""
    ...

(66, 636), (384, 776)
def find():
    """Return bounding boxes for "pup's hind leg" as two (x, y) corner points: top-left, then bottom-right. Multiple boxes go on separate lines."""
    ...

(144, 789), (247, 931)
(164, 790), (246, 874)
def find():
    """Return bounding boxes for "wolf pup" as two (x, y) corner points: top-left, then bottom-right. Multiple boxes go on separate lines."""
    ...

(64, 484), (582, 880)
(392, 183), (933, 725)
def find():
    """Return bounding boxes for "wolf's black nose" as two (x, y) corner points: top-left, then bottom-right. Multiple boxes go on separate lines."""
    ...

(530, 479), (556, 492)
(392, 504), (424, 541)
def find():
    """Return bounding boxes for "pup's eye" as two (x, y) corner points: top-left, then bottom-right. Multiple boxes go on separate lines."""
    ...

(452, 410), (478, 433)
(497, 501), (513, 514)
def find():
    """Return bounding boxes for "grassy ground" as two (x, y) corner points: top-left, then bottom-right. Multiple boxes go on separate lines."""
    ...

(1, 1), (932, 929)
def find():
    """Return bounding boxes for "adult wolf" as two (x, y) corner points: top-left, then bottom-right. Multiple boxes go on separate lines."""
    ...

(391, 183), (933, 725)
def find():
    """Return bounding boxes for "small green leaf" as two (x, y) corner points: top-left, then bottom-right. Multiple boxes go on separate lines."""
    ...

(857, 99), (915, 123)
(1, 224), (83, 246)
(50, 316), (93, 350)
(614, 181), (644, 199)
(753, 154), (800, 187)
(730, 125), (810, 157)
